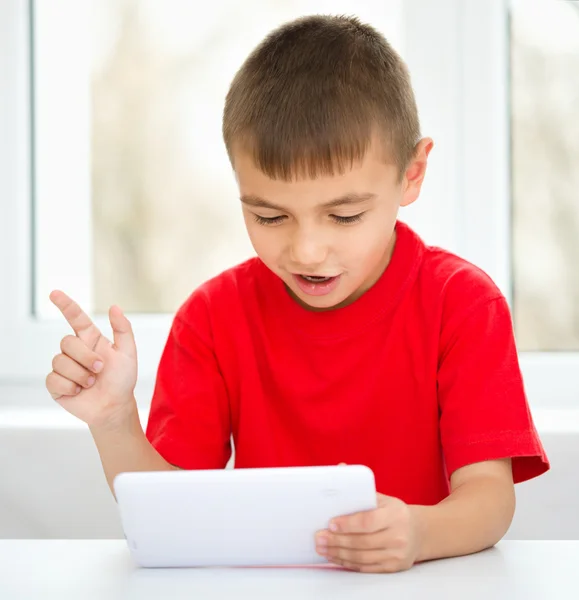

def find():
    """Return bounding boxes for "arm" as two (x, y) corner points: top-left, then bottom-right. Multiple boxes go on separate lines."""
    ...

(411, 458), (515, 561)
(46, 290), (229, 500)
(45, 291), (181, 500)
(89, 401), (180, 499)
(315, 293), (545, 573)
(95, 302), (231, 494)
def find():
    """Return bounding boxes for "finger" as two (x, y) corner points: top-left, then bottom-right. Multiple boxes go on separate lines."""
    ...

(330, 508), (386, 535)
(316, 529), (387, 552)
(321, 545), (388, 566)
(109, 305), (137, 359)
(330, 556), (403, 574)
(327, 557), (374, 572)
(60, 335), (104, 374)
(46, 371), (82, 400)
(51, 353), (96, 389)
(50, 290), (101, 348)
(330, 497), (400, 534)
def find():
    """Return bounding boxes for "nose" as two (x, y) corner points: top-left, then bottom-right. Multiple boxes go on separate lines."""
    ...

(289, 227), (328, 270)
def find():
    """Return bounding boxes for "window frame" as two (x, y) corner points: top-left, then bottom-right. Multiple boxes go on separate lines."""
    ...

(1, 0), (577, 410)
(0, 0), (173, 388)
(459, 0), (579, 409)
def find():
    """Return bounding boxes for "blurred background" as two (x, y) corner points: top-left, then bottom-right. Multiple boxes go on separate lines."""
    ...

(510, 0), (579, 350)
(87, 0), (579, 350)
(0, 0), (578, 541)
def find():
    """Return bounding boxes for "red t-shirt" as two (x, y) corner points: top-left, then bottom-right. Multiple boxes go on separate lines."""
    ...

(146, 220), (549, 505)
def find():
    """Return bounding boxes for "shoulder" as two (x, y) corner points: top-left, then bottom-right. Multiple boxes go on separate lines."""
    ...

(422, 244), (502, 300)
(175, 257), (263, 326)
(397, 222), (504, 310)
(403, 234), (512, 351)
(414, 244), (513, 359)
(419, 243), (505, 320)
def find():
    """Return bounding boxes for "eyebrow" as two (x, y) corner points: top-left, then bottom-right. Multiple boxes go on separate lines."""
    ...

(240, 192), (377, 211)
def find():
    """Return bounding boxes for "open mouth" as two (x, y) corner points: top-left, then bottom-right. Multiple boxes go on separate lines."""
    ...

(299, 275), (333, 283)
(292, 273), (341, 297)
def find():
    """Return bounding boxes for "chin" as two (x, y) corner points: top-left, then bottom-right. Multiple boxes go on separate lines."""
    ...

(300, 296), (343, 310)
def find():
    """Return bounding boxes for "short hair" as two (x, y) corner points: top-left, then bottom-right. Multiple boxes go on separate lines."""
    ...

(222, 14), (421, 182)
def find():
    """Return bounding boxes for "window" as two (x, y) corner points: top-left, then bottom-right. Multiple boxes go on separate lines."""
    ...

(34, 0), (404, 317)
(458, 0), (579, 410)
(510, 0), (579, 352)
(1, 0), (577, 410)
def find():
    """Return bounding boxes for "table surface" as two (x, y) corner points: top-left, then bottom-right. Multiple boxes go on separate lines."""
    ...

(1, 540), (578, 600)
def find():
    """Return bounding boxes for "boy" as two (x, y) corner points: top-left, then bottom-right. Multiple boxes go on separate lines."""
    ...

(46, 15), (548, 573)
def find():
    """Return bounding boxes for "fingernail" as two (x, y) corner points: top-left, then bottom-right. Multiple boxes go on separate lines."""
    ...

(93, 361), (103, 373)
(316, 546), (328, 556)
(87, 376), (95, 387)
(316, 535), (328, 546)
(75, 386), (81, 394)
(329, 522), (339, 532)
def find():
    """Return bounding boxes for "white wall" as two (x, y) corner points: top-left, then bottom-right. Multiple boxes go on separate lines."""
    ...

(1, 383), (578, 540)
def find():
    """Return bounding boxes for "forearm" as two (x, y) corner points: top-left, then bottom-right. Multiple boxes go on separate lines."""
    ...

(411, 475), (516, 562)
(89, 400), (178, 498)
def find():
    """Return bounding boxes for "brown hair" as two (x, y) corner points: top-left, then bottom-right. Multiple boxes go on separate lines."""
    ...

(222, 14), (421, 182)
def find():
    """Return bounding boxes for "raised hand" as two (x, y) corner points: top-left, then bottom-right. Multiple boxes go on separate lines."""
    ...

(45, 290), (139, 429)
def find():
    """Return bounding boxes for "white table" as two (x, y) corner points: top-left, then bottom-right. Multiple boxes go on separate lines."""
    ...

(1, 540), (577, 599)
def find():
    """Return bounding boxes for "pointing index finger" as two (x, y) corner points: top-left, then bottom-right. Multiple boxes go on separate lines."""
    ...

(49, 290), (102, 348)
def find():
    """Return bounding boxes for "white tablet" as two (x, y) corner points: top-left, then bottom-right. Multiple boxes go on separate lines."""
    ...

(113, 465), (377, 568)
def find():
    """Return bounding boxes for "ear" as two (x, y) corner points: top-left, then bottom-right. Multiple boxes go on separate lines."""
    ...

(400, 137), (434, 207)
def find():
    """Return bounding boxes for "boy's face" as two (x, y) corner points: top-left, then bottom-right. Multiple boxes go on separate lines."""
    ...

(234, 138), (432, 311)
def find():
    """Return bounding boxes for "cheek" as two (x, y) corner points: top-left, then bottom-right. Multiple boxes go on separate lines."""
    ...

(343, 221), (395, 270)
(244, 221), (283, 262)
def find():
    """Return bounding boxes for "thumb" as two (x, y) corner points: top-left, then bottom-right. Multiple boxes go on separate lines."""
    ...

(108, 305), (137, 358)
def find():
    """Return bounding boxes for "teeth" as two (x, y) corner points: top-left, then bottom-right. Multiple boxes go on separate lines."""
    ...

(302, 275), (330, 282)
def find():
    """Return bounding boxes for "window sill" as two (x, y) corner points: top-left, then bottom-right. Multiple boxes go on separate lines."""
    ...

(1, 406), (579, 435)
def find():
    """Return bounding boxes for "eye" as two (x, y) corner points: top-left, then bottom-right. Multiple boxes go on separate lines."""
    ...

(253, 214), (287, 226)
(331, 213), (365, 225)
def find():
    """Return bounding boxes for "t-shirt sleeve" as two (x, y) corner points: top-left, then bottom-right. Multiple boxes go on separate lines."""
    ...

(145, 292), (231, 470)
(438, 295), (549, 483)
